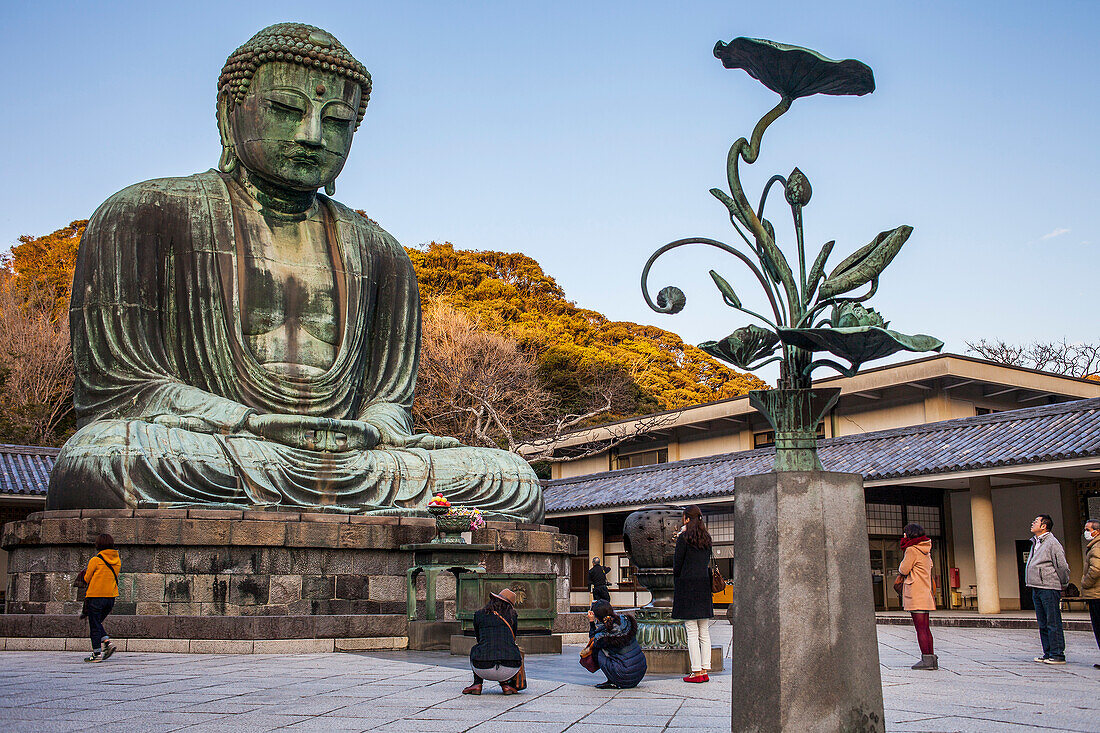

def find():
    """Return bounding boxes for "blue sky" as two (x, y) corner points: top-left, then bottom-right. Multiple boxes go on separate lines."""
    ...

(2, 1), (1098, 374)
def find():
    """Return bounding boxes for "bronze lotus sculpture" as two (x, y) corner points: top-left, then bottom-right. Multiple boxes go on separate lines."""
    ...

(47, 23), (543, 521)
(642, 38), (942, 471)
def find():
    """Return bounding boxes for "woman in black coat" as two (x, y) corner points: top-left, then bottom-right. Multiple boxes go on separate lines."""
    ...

(672, 504), (713, 683)
(464, 588), (523, 695)
(587, 600), (647, 689)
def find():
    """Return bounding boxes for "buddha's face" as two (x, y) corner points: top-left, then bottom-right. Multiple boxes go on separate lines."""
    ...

(228, 61), (361, 192)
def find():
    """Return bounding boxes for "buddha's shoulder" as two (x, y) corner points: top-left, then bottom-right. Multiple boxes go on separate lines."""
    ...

(321, 196), (407, 255)
(94, 170), (227, 215)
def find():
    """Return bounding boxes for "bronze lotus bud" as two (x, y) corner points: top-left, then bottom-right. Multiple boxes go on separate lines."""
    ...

(785, 167), (811, 207)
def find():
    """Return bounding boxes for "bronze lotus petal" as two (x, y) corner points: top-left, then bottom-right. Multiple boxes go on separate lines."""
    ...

(714, 38), (875, 99)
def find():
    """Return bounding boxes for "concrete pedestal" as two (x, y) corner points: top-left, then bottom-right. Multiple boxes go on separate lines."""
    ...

(733, 472), (884, 733)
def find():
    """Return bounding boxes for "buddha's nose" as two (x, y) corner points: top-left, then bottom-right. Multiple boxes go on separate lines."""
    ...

(295, 112), (324, 148)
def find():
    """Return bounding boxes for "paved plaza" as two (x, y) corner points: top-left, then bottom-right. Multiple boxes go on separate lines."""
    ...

(1, 623), (1097, 733)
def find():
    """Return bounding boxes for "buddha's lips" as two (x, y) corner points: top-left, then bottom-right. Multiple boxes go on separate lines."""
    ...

(288, 153), (322, 164)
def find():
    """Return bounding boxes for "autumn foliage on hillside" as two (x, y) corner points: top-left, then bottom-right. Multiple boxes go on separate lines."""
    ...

(408, 241), (766, 417)
(0, 221), (764, 449)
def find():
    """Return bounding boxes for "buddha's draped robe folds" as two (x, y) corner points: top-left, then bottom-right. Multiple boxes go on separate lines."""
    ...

(47, 170), (543, 521)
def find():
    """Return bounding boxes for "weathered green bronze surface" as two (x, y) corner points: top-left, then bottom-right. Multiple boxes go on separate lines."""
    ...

(402, 542), (493, 622)
(642, 37), (943, 471)
(455, 573), (558, 633)
(46, 23), (543, 521)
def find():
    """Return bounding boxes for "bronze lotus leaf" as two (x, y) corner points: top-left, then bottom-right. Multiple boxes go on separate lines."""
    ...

(700, 324), (780, 369)
(713, 37), (875, 99)
(778, 326), (943, 369)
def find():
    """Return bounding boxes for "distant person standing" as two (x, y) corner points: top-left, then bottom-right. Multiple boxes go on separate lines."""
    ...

(1081, 518), (1100, 669)
(74, 534), (121, 663)
(898, 523), (937, 670)
(673, 505), (713, 683)
(588, 557), (612, 602)
(1026, 514), (1070, 665)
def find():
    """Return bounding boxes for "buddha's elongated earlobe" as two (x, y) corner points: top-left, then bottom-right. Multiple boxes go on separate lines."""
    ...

(219, 146), (239, 174)
(325, 181), (336, 196)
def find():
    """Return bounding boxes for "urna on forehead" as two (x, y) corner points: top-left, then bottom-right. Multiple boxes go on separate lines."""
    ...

(218, 22), (373, 129)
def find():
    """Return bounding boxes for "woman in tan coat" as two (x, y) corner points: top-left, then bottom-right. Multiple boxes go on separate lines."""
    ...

(898, 523), (937, 670)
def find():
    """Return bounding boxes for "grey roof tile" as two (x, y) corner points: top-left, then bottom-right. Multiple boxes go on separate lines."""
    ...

(0, 444), (58, 497)
(545, 398), (1100, 513)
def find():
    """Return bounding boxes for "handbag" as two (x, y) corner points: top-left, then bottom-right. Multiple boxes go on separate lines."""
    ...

(893, 573), (906, 599)
(492, 610), (528, 691)
(710, 561), (725, 594)
(579, 638), (599, 673)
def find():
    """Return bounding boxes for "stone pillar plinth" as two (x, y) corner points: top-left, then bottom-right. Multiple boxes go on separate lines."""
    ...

(968, 476), (1000, 614)
(733, 471), (884, 733)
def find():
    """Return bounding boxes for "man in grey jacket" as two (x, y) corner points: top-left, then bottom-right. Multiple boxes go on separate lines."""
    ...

(1026, 514), (1070, 664)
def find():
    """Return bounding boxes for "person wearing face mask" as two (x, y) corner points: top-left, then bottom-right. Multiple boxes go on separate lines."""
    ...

(1081, 519), (1100, 669)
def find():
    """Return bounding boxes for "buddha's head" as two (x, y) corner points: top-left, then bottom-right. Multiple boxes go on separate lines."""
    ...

(216, 23), (372, 195)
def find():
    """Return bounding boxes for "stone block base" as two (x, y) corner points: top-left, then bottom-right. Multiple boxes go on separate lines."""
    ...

(2, 509), (575, 622)
(409, 620), (461, 650)
(733, 471), (884, 733)
(450, 633), (563, 655)
(0, 635), (407, 654)
(641, 646), (723, 674)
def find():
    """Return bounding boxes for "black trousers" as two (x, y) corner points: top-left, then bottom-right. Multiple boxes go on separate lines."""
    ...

(1088, 599), (1100, 651)
(592, 585), (610, 602)
(86, 597), (114, 650)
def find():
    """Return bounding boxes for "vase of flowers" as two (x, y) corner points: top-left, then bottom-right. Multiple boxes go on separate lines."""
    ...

(427, 494), (484, 544)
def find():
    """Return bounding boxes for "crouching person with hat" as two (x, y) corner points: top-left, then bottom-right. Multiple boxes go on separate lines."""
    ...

(463, 588), (526, 695)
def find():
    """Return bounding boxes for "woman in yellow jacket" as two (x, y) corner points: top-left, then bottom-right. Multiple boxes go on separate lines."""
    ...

(898, 523), (937, 670)
(78, 534), (121, 662)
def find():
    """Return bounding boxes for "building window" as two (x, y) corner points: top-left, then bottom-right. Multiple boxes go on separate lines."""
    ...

(754, 423), (825, 449)
(905, 505), (941, 536)
(706, 510), (735, 543)
(975, 407), (1001, 416)
(614, 447), (668, 470)
(618, 556), (635, 586)
(866, 503), (904, 535)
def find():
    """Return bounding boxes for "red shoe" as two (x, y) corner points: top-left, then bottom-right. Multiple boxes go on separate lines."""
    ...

(682, 674), (705, 683)
(500, 684), (519, 695)
(700, 673), (710, 682)
(462, 684), (482, 695)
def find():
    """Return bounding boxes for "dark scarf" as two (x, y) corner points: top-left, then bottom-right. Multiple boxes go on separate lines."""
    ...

(900, 535), (931, 550)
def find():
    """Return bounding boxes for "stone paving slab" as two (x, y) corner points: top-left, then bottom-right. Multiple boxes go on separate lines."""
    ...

(0, 623), (1098, 731)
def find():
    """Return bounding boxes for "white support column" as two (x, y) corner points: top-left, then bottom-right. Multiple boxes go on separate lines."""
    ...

(969, 476), (1000, 614)
(587, 514), (604, 568)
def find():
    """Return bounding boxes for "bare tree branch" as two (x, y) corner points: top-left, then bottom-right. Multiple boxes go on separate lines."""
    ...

(966, 338), (1100, 379)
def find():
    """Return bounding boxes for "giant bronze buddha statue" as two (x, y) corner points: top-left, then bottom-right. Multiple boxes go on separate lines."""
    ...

(46, 23), (543, 521)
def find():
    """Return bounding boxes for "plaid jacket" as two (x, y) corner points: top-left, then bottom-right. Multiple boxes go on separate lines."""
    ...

(470, 608), (522, 667)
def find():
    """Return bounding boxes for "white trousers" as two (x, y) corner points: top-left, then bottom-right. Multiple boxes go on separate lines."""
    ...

(683, 619), (712, 672)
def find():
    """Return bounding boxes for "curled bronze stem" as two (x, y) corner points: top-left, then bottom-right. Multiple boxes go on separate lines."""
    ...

(640, 237), (785, 326)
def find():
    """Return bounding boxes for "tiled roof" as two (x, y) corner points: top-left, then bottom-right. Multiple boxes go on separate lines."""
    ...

(0, 444), (58, 497)
(545, 397), (1100, 514)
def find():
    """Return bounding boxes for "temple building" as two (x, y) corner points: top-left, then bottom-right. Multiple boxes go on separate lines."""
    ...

(537, 354), (1100, 613)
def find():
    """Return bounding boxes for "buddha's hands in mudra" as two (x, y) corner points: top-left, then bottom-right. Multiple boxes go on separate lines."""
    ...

(245, 414), (380, 452)
(243, 414), (460, 452)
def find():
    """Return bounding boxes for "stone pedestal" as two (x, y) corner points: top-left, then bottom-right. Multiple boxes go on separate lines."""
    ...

(409, 620), (462, 651)
(732, 472), (884, 733)
(449, 633), (563, 655)
(0, 509), (576, 653)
